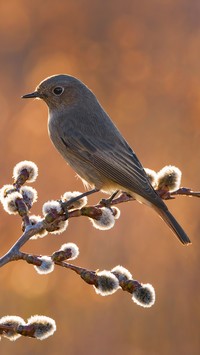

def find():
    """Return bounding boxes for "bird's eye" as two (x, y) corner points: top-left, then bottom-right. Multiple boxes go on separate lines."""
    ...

(52, 86), (64, 96)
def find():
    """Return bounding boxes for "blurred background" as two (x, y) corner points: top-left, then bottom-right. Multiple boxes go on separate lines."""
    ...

(0, 0), (200, 354)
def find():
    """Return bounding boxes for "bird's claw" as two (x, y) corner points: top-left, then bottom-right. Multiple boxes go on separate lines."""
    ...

(99, 190), (119, 207)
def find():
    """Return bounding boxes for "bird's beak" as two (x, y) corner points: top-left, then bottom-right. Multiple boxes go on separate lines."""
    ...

(21, 91), (40, 99)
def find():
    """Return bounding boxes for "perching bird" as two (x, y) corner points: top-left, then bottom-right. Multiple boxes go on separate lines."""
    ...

(22, 74), (191, 245)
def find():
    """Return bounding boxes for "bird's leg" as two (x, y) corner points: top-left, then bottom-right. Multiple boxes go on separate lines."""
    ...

(61, 188), (99, 213)
(100, 190), (119, 207)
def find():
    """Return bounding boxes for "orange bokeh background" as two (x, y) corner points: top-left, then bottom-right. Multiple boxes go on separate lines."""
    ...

(0, 1), (200, 354)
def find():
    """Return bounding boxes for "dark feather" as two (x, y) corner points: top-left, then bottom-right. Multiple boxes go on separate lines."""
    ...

(60, 131), (165, 208)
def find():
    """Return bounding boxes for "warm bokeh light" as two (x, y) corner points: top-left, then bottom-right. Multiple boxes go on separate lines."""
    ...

(0, 1), (200, 354)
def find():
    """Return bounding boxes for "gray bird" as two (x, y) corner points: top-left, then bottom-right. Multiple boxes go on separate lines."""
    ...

(22, 74), (191, 245)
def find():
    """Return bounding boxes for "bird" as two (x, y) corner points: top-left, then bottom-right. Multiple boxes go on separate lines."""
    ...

(22, 74), (191, 245)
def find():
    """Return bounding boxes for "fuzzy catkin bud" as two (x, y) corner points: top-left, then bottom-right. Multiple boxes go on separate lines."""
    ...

(157, 165), (182, 192)
(42, 200), (62, 216)
(13, 161), (38, 183)
(144, 168), (158, 188)
(27, 315), (56, 340)
(42, 199), (68, 234)
(20, 186), (38, 208)
(90, 207), (115, 230)
(0, 315), (26, 341)
(94, 270), (120, 296)
(62, 191), (88, 209)
(111, 265), (132, 281)
(1, 191), (23, 215)
(29, 215), (48, 239)
(132, 283), (155, 308)
(34, 256), (54, 275)
(0, 184), (15, 201)
(49, 220), (68, 235)
(59, 242), (79, 260)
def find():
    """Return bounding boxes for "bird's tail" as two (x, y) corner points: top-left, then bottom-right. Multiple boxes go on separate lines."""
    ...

(154, 206), (191, 245)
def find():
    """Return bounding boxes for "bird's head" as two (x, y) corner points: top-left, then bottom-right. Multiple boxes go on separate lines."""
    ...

(22, 74), (91, 110)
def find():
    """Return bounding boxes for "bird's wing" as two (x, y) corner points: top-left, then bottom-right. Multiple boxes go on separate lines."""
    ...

(60, 131), (165, 208)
